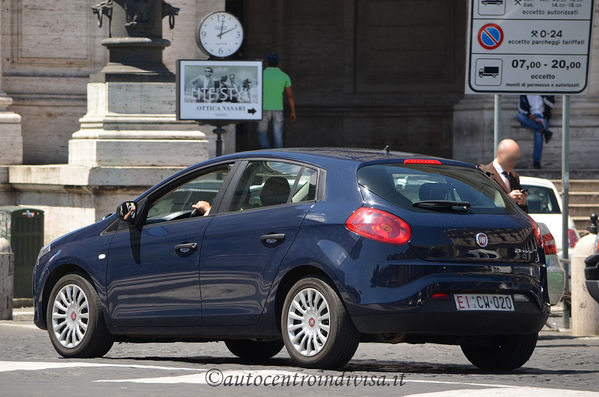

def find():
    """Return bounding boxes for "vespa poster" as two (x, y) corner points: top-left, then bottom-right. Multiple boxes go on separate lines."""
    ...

(177, 60), (263, 121)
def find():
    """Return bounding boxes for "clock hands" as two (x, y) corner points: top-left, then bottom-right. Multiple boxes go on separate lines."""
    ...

(218, 26), (238, 39)
(218, 19), (225, 38)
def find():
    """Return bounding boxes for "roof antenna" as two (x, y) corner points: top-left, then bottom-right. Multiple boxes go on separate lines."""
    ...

(383, 145), (390, 155)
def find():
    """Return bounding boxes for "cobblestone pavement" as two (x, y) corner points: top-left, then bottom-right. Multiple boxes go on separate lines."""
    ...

(1, 320), (598, 397)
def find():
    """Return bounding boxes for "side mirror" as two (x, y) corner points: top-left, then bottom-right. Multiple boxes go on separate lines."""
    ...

(117, 201), (137, 224)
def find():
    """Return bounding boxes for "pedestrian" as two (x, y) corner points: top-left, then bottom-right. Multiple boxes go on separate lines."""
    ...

(516, 95), (555, 169)
(479, 138), (529, 212)
(258, 52), (296, 149)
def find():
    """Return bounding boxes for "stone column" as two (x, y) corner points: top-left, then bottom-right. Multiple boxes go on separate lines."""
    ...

(0, 94), (22, 165)
(0, 26), (22, 205)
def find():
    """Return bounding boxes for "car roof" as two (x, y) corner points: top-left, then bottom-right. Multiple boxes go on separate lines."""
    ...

(137, 148), (479, 201)
(205, 148), (476, 168)
(519, 176), (558, 190)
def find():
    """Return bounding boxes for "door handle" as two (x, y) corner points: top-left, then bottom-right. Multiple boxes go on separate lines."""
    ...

(260, 233), (286, 246)
(174, 242), (198, 257)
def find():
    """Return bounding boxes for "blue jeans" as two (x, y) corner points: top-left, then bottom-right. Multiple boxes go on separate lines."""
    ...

(258, 110), (284, 149)
(516, 113), (545, 165)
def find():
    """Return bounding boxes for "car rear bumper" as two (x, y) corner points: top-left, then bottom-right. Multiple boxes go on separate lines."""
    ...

(348, 299), (547, 335)
(340, 259), (550, 335)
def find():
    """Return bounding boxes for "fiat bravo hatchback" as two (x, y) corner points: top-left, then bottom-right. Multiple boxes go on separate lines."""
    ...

(33, 149), (550, 370)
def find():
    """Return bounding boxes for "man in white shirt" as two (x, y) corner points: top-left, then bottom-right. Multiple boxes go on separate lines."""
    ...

(479, 139), (528, 212)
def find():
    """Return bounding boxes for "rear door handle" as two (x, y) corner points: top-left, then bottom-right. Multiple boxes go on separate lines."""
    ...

(174, 242), (198, 257)
(260, 233), (286, 246)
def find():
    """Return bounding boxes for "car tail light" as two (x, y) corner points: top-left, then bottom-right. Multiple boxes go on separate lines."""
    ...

(430, 293), (451, 301)
(568, 229), (579, 248)
(345, 207), (411, 245)
(542, 232), (558, 255)
(527, 216), (543, 248)
(403, 159), (442, 165)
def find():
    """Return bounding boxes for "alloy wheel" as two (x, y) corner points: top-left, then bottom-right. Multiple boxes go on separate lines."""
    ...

(286, 287), (330, 357)
(51, 284), (89, 348)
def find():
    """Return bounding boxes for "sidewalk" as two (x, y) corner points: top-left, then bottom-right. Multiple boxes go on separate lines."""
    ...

(12, 306), (34, 321)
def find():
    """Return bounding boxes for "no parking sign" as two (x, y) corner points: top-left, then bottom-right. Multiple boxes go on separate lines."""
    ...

(478, 23), (503, 50)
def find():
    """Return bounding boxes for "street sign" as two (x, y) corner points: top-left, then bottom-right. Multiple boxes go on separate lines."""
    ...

(467, 0), (594, 94)
(478, 23), (504, 50)
(177, 60), (263, 121)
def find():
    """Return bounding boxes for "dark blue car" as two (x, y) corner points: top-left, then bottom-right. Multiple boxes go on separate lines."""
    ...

(32, 148), (550, 370)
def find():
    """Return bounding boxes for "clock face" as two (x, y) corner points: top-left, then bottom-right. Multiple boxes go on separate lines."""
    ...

(196, 12), (244, 58)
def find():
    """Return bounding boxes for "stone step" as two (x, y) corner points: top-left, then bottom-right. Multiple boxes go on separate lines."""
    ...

(553, 180), (599, 192)
(567, 192), (599, 205)
(568, 204), (599, 217)
(517, 170), (599, 180)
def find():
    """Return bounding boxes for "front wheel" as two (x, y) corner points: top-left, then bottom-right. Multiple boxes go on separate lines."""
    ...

(46, 273), (114, 358)
(281, 276), (359, 369)
(461, 333), (538, 371)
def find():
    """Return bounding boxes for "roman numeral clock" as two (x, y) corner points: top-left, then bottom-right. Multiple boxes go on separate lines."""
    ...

(195, 11), (244, 58)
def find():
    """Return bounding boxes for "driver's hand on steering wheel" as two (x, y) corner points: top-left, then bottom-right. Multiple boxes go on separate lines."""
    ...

(192, 200), (211, 216)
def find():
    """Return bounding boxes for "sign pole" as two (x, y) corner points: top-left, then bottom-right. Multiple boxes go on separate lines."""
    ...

(493, 94), (501, 154)
(213, 123), (226, 157)
(562, 95), (570, 260)
(561, 94), (570, 329)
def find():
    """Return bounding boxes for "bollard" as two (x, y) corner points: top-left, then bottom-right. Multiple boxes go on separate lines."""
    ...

(571, 232), (599, 336)
(0, 237), (13, 320)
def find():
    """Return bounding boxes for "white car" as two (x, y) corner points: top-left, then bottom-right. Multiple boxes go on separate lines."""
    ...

(520, 176), (580, 254)
(538, 222), (565, 305)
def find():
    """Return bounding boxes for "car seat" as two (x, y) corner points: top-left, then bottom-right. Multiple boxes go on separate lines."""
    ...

(260, 176), (291, 206)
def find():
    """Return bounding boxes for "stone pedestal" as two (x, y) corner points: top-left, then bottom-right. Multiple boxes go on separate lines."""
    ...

(2, 0), (225, 244)
(571, 233), (599, 336)
(69, 82), (208, 166)
(0, 95), (22, 165)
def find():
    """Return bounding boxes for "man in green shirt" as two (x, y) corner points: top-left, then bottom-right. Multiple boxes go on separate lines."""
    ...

(258, 53), (296, 148)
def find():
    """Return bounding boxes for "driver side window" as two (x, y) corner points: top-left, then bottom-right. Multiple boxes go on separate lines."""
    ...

(145, 165), (231, 225)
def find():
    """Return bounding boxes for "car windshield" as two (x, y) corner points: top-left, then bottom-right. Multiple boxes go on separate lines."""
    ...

(520, 184), (561, 214)
(357, 163), (516, 214)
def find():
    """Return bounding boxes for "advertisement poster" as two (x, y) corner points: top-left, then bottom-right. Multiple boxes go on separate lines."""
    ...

(177, 60), (263, 120)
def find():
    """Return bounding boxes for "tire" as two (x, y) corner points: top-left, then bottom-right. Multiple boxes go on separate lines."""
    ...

(225, 339), (284, 361)
(46, 273), (114, 358)
(461, 333), (538, 371)
(281, 275), (359, 369)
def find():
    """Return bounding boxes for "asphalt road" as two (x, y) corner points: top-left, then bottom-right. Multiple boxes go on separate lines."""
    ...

(1, 320), (598, 397)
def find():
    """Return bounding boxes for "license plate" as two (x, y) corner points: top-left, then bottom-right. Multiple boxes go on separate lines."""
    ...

(454, 294), (514, 311)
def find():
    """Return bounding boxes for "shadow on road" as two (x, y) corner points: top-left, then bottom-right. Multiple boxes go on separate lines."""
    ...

(100, 355), (599, 376)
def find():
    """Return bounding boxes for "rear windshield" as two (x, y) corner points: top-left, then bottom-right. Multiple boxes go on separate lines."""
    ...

(520, 184), (560, 214)
(357, 164), (516, 214)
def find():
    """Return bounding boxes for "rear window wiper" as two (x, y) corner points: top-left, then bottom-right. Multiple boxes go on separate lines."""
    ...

(412, 200), (471, 212)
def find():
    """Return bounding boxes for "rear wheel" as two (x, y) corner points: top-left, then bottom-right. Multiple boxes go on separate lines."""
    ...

(46, 273), (114, 358)
(281, 276), (359, 369)
(225, 339), (284, 361)
(461, 333), (538, 371)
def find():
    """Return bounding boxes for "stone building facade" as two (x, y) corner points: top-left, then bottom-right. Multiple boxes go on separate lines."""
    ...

(0, 0), (598, 243)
